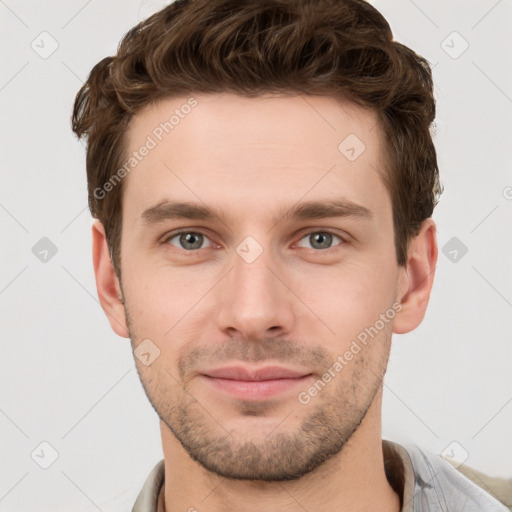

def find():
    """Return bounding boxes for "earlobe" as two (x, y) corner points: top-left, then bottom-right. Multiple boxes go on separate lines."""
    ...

(393, 218), (438, 335)
(91, 219), (130, 338)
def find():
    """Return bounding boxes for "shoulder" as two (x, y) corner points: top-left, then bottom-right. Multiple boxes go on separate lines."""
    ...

(132, 459), (165, 512)
(395, 442), (510, 512)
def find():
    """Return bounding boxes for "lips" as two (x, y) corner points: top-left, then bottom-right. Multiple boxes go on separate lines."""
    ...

(200, 365), (313, 400)
(203, 365), (309, 381)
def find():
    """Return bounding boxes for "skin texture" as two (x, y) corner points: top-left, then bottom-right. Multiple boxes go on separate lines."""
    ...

(92, 93), (437, 511)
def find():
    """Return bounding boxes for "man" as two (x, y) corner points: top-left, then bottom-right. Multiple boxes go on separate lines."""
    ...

(71, 0), (509, 510)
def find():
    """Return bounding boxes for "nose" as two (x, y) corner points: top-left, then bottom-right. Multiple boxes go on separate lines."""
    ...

(215, 242), (295, 341)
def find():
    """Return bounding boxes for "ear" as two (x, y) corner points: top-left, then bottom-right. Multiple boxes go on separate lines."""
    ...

(393, 218), (438, 334)
(91, 219), (129, 338)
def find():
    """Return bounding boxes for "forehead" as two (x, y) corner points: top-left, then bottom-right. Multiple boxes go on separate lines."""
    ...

(127, 92), (381, 157)
(121, 92), (390, 226)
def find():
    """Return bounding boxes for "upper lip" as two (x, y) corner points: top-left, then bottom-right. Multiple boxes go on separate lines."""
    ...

(202, 365), (311, 381)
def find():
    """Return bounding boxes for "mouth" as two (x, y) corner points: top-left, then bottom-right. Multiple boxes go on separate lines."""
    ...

(199, 365), (314, 400)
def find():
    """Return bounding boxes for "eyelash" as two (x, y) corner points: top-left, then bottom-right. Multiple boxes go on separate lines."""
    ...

(161, 229), (346, 253)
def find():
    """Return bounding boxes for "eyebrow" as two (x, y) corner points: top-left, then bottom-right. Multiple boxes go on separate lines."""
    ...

(140, 199), (373, 226)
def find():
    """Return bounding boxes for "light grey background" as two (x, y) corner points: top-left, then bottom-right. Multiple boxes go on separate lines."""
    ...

(1, 0), (511, 510)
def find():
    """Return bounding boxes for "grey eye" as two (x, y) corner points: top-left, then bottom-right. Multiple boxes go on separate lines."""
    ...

(296, 231), (342, 250)
(168, 232), (211, 250)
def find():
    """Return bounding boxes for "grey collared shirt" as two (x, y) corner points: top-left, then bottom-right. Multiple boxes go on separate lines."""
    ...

(131, 440), (509, 511)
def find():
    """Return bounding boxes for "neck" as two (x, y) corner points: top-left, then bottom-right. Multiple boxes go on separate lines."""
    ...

(159, 388), (400, 512)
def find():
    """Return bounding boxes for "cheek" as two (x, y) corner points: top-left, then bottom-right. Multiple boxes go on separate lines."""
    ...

(288, 257), (398, 344)
(122, 260), (216, 357)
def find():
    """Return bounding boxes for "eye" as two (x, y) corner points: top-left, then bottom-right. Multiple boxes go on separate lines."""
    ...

(296, 231), (344, 250)
(164, 231), (213, 251)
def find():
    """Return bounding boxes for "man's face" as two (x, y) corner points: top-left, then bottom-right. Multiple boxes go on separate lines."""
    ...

(119, 93), (404, 480)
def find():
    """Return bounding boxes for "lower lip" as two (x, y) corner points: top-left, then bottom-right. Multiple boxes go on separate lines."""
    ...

(200, 375), (313, 400)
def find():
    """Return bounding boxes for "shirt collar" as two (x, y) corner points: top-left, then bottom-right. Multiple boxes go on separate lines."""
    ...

(132, 440), (414, 512)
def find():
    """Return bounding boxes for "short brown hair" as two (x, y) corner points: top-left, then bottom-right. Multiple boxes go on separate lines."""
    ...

(71, 0), (442, 277)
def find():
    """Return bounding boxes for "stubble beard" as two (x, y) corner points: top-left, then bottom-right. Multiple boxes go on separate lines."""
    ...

(125, 306), (391, 481)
